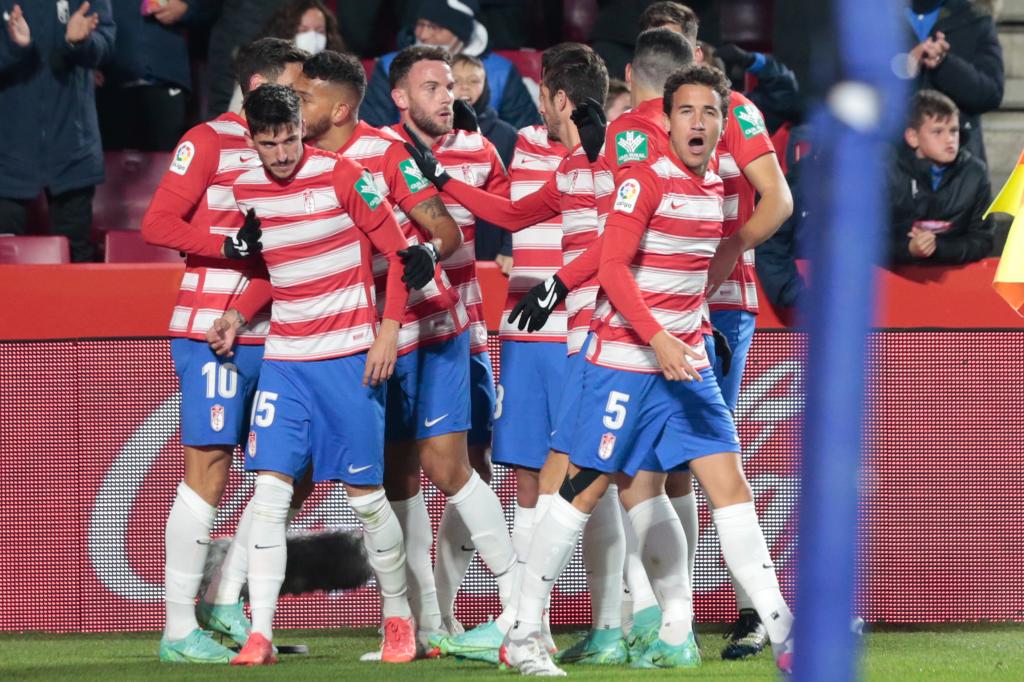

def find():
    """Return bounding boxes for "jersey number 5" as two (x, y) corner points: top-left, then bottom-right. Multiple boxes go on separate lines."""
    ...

(603, 391), (630, 430)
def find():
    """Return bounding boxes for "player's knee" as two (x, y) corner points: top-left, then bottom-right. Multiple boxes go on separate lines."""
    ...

(252, 474), (294, 523)
(424, 459), (471, 496)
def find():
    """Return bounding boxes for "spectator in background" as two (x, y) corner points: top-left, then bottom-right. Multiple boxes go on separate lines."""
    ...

(452, 52), (514, 272)
(902, 0), (1003, 161)
(756, 144), (810, 312)
(591, 0), (705, 79)
(604, 78), (630, 122)
(362, 0), (540, 130)
(888, 89), (993, 265)
(716, 42), (802, 135)
(97, 0), (211, 152)
(0, 1), (115, 262)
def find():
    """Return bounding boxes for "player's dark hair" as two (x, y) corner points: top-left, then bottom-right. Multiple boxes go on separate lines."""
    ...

(302, 49), (367, 103)
(639, 1), (700, 43)
(389, 45), (452, 90)
(631, 28), (694, 91)
(662, 63), (731, 119)
(236, 37), (309, 96)
(244, 84), (303, 137)
(542, 44), (609, 109)
(908, 89), (958, 129)
(541, 42), (581, 74)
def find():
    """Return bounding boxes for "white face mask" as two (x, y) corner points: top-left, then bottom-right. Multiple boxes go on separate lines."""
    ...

(295, 30), (327, 55)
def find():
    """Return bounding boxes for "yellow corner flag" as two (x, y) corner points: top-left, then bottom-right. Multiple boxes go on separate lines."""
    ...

(986, 149), (1024, 315)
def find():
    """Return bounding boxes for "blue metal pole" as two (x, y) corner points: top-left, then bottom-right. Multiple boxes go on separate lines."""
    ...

(793, 1), (906, 680)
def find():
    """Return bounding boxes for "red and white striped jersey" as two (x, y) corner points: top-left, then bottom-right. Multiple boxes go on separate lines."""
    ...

(709, 91), (776, 314)
(501, 125), (568, 343)
(587, 154), (724, 374)
(387, 125), (510, 355)
(336, 121), (467, 355)
(154, 113), (270, 343)
(232, 147), (409, 362)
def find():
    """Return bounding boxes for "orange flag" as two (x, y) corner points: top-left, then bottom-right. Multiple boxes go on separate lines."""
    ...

(985, 149), (1024, 315)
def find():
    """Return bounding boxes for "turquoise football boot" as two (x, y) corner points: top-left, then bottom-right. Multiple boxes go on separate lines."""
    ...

(196, 599), (251, 647)
(631, 632), (701, 669)
(625, 605), (661, 662)
(159, 628), (234, 663)
(556, 627), (628, 665)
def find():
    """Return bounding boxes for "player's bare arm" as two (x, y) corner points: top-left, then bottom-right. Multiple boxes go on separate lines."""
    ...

(406, 194), (463, 258)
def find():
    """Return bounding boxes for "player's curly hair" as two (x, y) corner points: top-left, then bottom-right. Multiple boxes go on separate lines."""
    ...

(303, 50), (367, 103)
(662, 63), (731, 120)
(244, 84), (302, 137)
(259, 0), (346, 53)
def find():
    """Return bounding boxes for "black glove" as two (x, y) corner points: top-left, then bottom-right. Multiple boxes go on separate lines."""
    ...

(452, 99), (479, 132)
(403, 124), (451, 189)
(570, 97), (607, 163)
(716, 44), (755, 70)
(712, 326), (733, 376)
(508, 275), (569, 333)
(223, 209), (262, 258)
(398, 242), (440, 291)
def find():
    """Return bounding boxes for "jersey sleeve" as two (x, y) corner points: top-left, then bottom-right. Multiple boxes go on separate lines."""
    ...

(483, 139), (511, 198)
(441, 172), (559, 230)
(606, 118), (663, 175)
(722, 92), (776, 170)
(159, 125), (222, 204)
(382, 140), (441, 215)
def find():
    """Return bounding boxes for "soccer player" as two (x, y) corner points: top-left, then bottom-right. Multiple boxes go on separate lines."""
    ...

(505, 63), (794, 675)
(140, 37), (307, 664)
(220, 84), (421, 666)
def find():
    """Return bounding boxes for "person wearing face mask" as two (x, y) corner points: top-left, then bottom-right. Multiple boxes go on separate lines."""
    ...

(362, 0), (540, 131)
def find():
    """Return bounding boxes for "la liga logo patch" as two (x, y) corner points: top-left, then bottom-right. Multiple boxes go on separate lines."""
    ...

(169, 142), (195, 176)
(613, 179), (642, 213)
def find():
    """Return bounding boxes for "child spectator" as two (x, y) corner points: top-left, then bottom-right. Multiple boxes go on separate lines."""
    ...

(888, 89), (993, 265)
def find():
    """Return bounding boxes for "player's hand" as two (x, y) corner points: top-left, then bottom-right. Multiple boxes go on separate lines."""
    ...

(495, 253), (513, 276)
(711, 326), (732, 376)
(6, 4), (30, 47)
(650, 331), (704, 382)
(706, 235), (743, 297)
(398, 241), (440, 290)
(150, 0), (189, 25)
(364, 319), (398, 387)
(206, 310), (244, 357)
(508, 275), (568, 332)
(403, 125), (450, 189)
(571, 97), (607, 163)
(452, 98), (479, 132)
(65, 2), (99, 45)
(223, 209), (262, 258)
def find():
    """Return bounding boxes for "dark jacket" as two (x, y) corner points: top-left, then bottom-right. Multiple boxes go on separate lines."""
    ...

(906, 0), (1004, 160)
(746, 53), (803, 134)
(0, 0), (115, 198)
(477, 104), (516, 168)
(204, 0), (283, 117)
(362, 50), (541, 131)
(472, 104), (515, 260)
(887, 143), (993, 265)
(756, 154), (809, 309)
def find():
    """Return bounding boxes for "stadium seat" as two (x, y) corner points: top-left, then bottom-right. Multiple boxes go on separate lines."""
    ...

(103, 230), (183, 264)
(495, 49), (542, 85)
(562, 0), (599, 43)
(0, 235), (70, 264)
(93, 151), (172, 234)
(361, 58), (376, 80)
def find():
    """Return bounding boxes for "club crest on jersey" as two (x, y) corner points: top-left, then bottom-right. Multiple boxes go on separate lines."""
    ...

(169, 142), (195, 176)
(399, 158), (431, 193)
(616, 130), (649, 164)
(210, 404), (224, 432)
(460, 163), (477, 185)
(303, 189), (315, 214)
(247, 430), (257, 457)
(613, 179), (642, 213)
(355, 170), (384, 209)
(734, 105), (767, 138)
(598, 432), (616, 460)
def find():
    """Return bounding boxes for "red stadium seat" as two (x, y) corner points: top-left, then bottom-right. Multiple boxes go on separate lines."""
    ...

(495, 49), (542, 84)
(361, 58), (376, 80)
(0, 235), (70, 264)
(104, 230), (183, 264)
(93, 151), (172, 234)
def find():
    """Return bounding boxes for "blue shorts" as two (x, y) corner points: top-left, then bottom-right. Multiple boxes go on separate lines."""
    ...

(492, 341), (569, 469)
(468, 350), (496, 447)
(569, 361), (740, 476)
(550, 334), (592, 455)
(245, 355), (386, 485)
(171, 338), (264, 448)
(708, 309), (756, 412)
(385, 332), (471, 442)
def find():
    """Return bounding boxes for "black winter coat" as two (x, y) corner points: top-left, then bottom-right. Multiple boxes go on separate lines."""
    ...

(887, 143), (993, 265)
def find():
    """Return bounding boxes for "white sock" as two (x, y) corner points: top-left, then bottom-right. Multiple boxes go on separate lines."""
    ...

(535, 493), (554, 524)
(391, 492), (443, 633)
(350, 488), (411, 619)
(713, 502), (793, 644)
(203, 501), (253, 606)
(510, 495), (588, 638)
(164, 482), (217, 640)
(730, 570), (756, 611)
(619, 500), (658, 617)
(582, 485), (625, 630)
(490, 504), (536, 633)
(448, 471), (517, 607)
(433, 501), (475, 623)
(630, 495), (692, 645)
(669, 492), (699, 595)
(246, 475), (293, 641)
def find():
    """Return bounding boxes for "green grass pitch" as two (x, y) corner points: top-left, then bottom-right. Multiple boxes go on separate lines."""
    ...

(1, 626), (1021, 680)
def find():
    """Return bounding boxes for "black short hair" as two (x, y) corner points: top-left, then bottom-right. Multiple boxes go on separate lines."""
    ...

(302, 50), (367, 103)
(236, 37), (309, 96)
(908, 89), (958, 129)
(244, 84), (302, 137)
(631, 28), (694, 91)
(662, 63), (731, 119)
(639, 2), (699, 43)
(542, 44), (609, 109)
(389, 45), (452, 90)
(541, 42), (581, 74)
